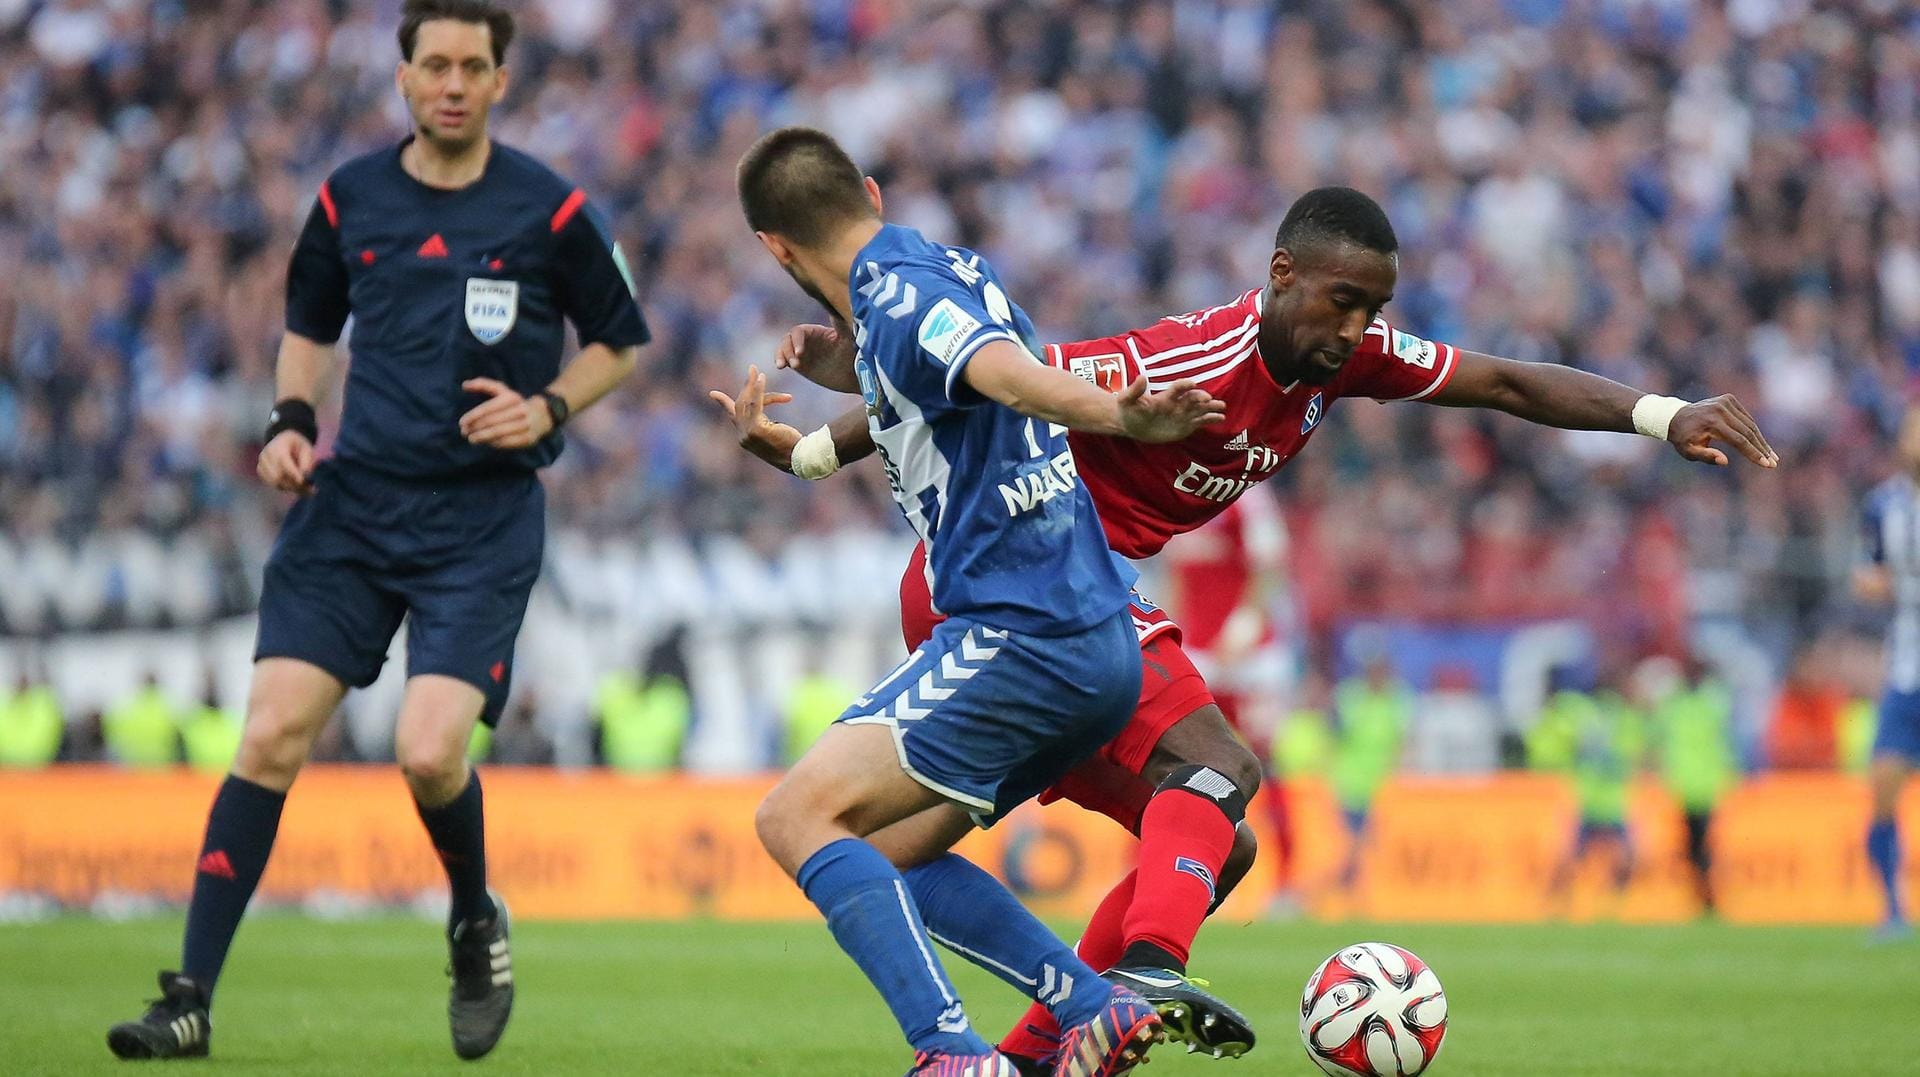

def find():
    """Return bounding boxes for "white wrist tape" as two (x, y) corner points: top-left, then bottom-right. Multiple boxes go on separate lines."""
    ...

(790, 424), (841, 480)
(1631, 395), (1689, 441)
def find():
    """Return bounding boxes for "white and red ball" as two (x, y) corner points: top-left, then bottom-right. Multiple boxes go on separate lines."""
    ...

(1298, 942), (1448, 1077)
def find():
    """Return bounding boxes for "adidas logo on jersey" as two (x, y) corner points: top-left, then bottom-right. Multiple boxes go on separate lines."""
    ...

(1223, 430), (1252, 450)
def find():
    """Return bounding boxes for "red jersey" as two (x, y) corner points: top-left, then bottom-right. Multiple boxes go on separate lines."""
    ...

(1046, 288), (1459, 558)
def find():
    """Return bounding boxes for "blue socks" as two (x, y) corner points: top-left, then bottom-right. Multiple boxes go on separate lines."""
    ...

(1868, 819), (1903, 924)
(905, 852), (1109, 1030)
(798, 839), (991, 1056)
(182, 776), (286, 997)
(413, 770), (495, 928)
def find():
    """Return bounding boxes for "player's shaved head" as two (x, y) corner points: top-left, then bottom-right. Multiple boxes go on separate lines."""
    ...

(737, 127), (879, 250)
(1274, 186), (1398, 265)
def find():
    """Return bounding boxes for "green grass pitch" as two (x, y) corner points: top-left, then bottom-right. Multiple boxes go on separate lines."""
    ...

(5, 915), (1916, 1075)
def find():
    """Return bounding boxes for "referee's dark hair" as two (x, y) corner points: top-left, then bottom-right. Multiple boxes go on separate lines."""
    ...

(737, 127), (879, 249)
(1275, 186), (1398, 259)
(399, 0), (515, 67)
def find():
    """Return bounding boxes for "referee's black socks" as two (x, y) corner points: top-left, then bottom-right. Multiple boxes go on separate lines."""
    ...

(414, 770), (495, 929)
(182, 775), (286, 998)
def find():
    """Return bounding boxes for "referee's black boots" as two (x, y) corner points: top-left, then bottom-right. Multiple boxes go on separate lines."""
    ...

(106, 971), (211, 1060)
(446, 892), (514, 1060)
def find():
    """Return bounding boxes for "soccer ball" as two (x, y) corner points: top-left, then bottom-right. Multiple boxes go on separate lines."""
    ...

(1298, 942), (1448, 1076)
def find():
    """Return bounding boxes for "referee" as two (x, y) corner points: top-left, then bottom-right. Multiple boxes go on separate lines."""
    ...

(108, 0), (647, 1061)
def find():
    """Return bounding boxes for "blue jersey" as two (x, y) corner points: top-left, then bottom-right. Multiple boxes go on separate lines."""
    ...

(286, 138), (649, 481)
(1865, 476), (1920, 691)
(849, 225), (1133, 636)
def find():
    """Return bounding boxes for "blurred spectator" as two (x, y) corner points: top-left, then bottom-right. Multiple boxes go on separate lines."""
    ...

(1268, 670), (1336, 916)
(180, 667), (240, 773)
(1331, 650), (1410, 895)
(1647, 656), (1735, 916)
(782, 666), (853, 767)
(1766, 645), (1847, 769)
(1536, 666), (1643, 914)
(0, 666), (61, 767)
(102, 673), (177, 768)
(593, 671), (690, 773)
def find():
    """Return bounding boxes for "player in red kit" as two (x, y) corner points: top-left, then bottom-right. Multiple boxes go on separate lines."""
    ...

(714, 186), (1776, 1073)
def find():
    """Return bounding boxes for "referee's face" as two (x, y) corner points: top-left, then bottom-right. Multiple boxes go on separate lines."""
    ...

(398, 19), (507, 152)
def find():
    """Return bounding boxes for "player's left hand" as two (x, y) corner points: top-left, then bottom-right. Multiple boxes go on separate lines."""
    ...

(1668, 394), (1778, 468)
(459, 377), (554, 450)
(708, 365), (801, 470)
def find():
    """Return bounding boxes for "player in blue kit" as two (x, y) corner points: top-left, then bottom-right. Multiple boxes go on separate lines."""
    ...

(107, 0), (647, 1061)
(1856, 405), (1920, 941)
(738, 126), (1226, 1077)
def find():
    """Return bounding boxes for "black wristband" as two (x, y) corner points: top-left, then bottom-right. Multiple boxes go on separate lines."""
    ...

(538, 390), (571, 429)
(264, 398), (318, 444)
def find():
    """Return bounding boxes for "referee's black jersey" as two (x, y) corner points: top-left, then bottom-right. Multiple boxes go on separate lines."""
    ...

(285, 138), (649, 480)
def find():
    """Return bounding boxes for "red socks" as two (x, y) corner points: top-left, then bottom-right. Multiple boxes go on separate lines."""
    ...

(1120, 772), (1240, 967)
(998, 766), (1249, 1064)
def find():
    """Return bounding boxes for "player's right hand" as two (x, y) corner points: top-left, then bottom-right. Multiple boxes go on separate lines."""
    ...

(773, 323), (860, 393)
(1116, 376), (1228, 443)
(708, 365), (801, 471)
(256, 430), (316, 495)
(1667, 393), (1779, 468)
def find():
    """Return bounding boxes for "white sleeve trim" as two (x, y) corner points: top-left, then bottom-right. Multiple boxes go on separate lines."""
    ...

(1383, 342), (1458, 402)
(942, 329), (1022, 401)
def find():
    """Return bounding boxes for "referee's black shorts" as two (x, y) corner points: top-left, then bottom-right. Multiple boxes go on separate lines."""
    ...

(254, 458), (543, 726)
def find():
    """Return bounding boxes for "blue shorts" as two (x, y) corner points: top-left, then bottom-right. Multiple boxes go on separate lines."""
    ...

(253, 459), (544, 726)
(1876, 687), (1920, 763)
(839, 607), (1141, 827)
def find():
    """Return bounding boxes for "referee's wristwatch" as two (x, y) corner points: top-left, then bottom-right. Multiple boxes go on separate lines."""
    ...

(537, 389), (571, 430)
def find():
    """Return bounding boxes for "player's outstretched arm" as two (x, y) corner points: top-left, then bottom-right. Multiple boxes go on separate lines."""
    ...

(256, 331), (340, 495)
(1429, 350), (1779, 468)
(963, 339), (1225, 442)
(708, 365), (880, 477)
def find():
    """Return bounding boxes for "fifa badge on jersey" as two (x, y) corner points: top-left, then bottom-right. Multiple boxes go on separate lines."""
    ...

(1390, 328), (1437, 369)
(464, 278), (519, 345)
(1069, 352), (1127, 394)
(1301, 391), (1324, 435)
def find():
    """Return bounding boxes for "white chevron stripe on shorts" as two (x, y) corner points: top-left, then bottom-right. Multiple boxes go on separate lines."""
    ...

(874, 627), (1003, 724)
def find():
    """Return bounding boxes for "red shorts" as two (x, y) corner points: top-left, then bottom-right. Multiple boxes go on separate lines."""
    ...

(898, 543), (1217, 832)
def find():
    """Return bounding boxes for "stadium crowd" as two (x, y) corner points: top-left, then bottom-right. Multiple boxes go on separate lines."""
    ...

(1, 0), (1916, 771)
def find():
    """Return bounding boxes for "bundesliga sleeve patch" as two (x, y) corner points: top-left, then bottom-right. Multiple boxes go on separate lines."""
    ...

(1068, 352), (1127, 393)
(918, 298), (984, 366)
(1390, 328), (1438, 370)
